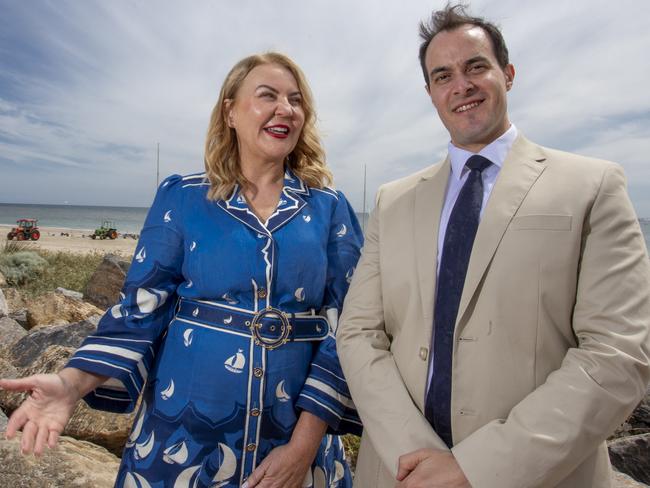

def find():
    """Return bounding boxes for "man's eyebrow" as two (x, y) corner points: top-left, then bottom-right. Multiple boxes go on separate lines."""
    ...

(465, 55), (490, 66)
(429, 65), (450, 78)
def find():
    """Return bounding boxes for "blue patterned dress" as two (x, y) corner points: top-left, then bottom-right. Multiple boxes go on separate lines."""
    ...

(67, 169), (363, 488)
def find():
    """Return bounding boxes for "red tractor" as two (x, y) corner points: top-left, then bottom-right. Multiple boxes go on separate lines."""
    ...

(7, 219), (41, 241)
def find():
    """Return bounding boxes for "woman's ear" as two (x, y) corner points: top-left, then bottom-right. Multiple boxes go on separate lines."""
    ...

(224, 99), (235, 128)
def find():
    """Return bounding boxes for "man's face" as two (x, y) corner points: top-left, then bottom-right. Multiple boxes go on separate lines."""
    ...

(424, 25), (515, 152)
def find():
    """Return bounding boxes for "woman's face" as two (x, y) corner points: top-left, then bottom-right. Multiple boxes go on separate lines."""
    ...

(227, 63), (305, 166)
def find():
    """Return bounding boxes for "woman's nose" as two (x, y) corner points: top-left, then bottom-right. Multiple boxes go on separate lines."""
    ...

(275, 98), (294, 116)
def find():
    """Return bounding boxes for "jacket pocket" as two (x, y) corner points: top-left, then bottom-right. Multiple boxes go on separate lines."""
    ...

(511, 214), (572, 231)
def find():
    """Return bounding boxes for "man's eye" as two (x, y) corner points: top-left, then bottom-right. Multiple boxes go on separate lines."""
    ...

(470, 64), (486, 72)
(435, 74), (450, 83)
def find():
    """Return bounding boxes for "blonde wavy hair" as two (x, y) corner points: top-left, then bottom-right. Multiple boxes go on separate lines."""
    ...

(204, 52), (332, 201)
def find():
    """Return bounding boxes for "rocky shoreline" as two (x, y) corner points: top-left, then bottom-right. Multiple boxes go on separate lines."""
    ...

(1, 255), (649, 487)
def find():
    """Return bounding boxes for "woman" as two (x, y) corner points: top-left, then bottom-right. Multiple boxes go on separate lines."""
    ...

(0, 52), (362, 488)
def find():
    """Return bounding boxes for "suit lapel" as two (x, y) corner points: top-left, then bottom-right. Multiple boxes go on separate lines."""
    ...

(414, 159), (450, 322)
(456, 136), (547, 328)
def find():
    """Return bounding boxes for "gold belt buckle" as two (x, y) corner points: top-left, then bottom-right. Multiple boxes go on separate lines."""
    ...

(250, 307), (292, 350)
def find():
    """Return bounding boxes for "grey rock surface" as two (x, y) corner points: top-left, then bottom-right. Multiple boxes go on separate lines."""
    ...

(83, 254), (130, 310)
(609, 433), (650, 485)
(0, 316), (27, 349)
(55, 287), (84, 300)
(0, 287), (8, 317)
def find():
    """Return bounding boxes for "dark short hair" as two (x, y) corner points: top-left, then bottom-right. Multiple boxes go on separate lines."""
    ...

(418, 3), (510, 85)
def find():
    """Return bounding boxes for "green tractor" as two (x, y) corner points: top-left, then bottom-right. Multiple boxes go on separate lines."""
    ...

(91, 220), (118, 240)
(7, 218), (41, 241)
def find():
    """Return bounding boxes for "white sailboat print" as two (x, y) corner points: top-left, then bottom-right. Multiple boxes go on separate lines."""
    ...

(222, 293), (238, 305)
(126, 401), (147, 447)
(164, 210), (172, 222)
(183, 329), (194, 347)
(275, 380), (291, 402)
(134, 430), (155, 460)
(224, 349), (245, 373)
(172, 465), (201, 488)
(135, 246), (146, 263)
(190, 241), (197, 251)
(192, 307), (199, 317)
(163, 440), (189, 464)
(345, 267), (355, 284)
(294, 287), (305, 302)
(211, 443), (237, 487)
(136, 288), (169, 314)
(303, 215), (312, 223)
(302, 469), (313, 488)
(161, 379), (175, 400)
(332, 460), (345, 483)
(223, 315), (233, 325)
(336, 224), (347, 237)
(124, 472), (153, 488)
(313, 466), (327, 488)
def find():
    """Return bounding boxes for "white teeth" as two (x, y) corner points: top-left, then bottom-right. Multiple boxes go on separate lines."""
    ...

(455, 101), (481, 113)
(266, 127), (288, 134)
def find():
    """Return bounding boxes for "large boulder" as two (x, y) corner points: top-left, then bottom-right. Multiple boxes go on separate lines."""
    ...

(0, 316), (26, 349)
(0, 345), (135, 457)
(4, 317), (99, 369)
(2, 287), (27, 313)
(612, 470), (650, 487)
(84, 254), (130, 310)
(0, 287), (8, 316)
(0, 408), (7, 431)
(25, 292), (103, 329)
(609, 433), (650, 485)
(0, 269), (7, 287)
(0, 433), (120, 487)
(613, 386), (650, 439)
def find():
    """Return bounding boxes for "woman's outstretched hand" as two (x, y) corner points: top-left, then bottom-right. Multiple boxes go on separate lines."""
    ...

(0, 368), (105, 456)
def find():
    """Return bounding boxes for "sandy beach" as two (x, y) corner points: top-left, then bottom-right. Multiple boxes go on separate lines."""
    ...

(1, 225), (138, 256)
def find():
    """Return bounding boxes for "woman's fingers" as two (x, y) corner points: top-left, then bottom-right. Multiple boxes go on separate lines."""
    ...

(5, 407), (28, 439)
(0, 376), (38, 392)
(33, 423), (51, 456)
(20, 420), (38, 454)
(47, 430), (60, 449)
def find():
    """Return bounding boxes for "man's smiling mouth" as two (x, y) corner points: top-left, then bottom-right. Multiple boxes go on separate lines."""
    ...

(454, 100), (483, 113)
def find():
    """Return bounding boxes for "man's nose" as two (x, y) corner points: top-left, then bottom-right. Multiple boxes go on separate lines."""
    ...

(452, 74), (476, 96)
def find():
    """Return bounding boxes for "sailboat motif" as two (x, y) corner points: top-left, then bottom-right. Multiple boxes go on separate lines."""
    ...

(302, 469), (313, 488)
(135, 246), (146, 263)
(313, 467), (327, 488)
(163, 440), (189, 464)
(164, 210), (172, 223)
(126, 401), (147, 447)
(236, 194), (246, 204)
(161, 379), (175, 400)
(332, 460), (345, 483)
(222, 293), (238, 305)
(134, 430), (155, 460)
(284, 170), (295, 181)
(294, 287), (305, 302)
(336, 224), (347, 238)
(275, 380), (291, 402)
(345, 267), (355, 284)
(190, 241), (197, 251)
(223, 315), (233, 325)
(172, 465), (201, 488)
(192, 307), (199, 317)
(303, 215), (312, 223)
(183, 329), (194, 347)
(124, 472), (153, 488)
(110, 303), (126, 319)
(211, 443), (237, 486)
(186, 280), (193, 288)
(224, 349), (245, 373)
(279, 198), (287, 206)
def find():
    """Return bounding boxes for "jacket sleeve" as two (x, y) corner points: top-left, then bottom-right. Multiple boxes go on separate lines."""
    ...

(66, 174), (186, 413)
(337, 187), (448, 474)
(295, 191), (364, 435)
(452, 163), (650, 487)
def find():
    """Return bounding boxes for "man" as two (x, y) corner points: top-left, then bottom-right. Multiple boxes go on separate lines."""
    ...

(337, 4), (650, 488)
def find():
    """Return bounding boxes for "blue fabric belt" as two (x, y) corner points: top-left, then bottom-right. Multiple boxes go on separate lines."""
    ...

(175, 298), (330, 344)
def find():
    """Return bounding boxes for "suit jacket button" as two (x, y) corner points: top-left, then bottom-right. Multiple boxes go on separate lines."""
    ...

(419, 347), (428, 361)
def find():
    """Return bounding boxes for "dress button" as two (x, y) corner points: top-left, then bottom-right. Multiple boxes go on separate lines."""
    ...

(253, 368), (263, 378)
(246, 443), (256, 452)
(250, 408), (260, 417)
(419, 347), (428, 361)
(257, 288), (267, 299)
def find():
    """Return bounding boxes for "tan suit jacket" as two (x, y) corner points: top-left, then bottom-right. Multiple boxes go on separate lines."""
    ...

(337, 135), (650, 488)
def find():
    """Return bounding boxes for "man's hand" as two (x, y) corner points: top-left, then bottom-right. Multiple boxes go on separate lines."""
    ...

(395, 448), (471, 488)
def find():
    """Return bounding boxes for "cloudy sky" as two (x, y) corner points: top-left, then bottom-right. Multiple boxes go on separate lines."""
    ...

(1, 0), (649, 216)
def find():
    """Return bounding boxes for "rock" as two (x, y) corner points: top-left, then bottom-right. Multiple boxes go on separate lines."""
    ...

(2, 287), (27, 313)
(4, 317), (99, 369)
(613, 470), (650, 487)
(55, 287), (84, 300)
(25, 292), (103, 329)
(0, 288), (8, 317)
(0, 316), (27, 349)
(84, 254), (130, 310)
(0, 345), (135, 457)
(0, 354), (19, 380)
(0, 433), (120, 487)
(609, 433), (650, 485)
(613, 385), (650, 439)
(0, 408), (7, 431)
(0, 270), (7, 287)
(9, 309), (28, 328)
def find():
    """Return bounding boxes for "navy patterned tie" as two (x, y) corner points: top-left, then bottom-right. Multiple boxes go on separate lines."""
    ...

(425, 154), (492, 447)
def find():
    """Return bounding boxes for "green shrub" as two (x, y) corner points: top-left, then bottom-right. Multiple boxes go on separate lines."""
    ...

(2, 239), (30, 254)
(0, 251), (48, 285)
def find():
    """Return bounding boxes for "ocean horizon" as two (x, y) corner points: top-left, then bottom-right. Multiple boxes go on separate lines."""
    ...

(1, 202), (649, 250)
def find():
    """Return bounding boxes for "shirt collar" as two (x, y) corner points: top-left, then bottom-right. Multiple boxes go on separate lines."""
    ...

(448, 124), (518, 182)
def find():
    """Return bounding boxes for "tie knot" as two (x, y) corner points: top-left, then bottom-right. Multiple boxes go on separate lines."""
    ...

(465, 155), (492, 173)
